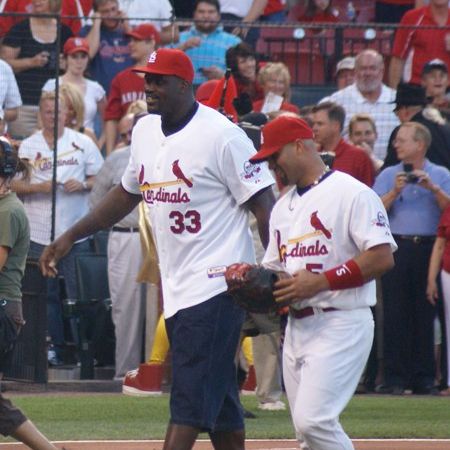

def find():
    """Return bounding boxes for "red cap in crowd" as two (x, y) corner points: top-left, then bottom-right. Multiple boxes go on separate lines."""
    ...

(132, 48), (194, 84)
(126, 23), (161, 45)
(250, 115), (314, 163)
(63, 37), (89, 56)
(195, 80), (220, 102)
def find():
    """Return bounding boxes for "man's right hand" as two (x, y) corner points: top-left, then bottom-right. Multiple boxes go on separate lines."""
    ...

(393, 171), (408, 195)
(180, 37), (201, 51)
(39, 234), (74, 278)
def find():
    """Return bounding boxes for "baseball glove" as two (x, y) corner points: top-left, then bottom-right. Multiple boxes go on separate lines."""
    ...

(224, 263), (280, 313)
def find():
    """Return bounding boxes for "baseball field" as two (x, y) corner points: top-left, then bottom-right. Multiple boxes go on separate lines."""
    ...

(0, 392), (450, 449)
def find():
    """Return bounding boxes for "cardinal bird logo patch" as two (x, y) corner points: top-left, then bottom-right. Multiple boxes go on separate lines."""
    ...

(172, 160), (193, 187)
(310, 211), (332, 239)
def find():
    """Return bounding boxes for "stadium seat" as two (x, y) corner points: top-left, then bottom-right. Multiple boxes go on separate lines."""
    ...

(257, 28), (335, 84)
(341, 28), (393, 57)
(73, 254), (112, 379)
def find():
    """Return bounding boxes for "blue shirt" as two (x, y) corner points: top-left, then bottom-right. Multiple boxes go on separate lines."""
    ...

(80, 25), (133, 94)
(173, 26), (240, 85)
(373, 159), (450, 235)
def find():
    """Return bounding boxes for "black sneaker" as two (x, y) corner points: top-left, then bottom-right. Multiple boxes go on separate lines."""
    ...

(375, 384), (404, 395)
(413, 386), (440, 395)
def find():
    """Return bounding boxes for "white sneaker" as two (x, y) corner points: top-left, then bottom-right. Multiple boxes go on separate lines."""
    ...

(257, 400), (286, 411)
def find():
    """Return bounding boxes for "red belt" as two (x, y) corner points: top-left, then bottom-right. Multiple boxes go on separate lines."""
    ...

(289, 307), (338, 319)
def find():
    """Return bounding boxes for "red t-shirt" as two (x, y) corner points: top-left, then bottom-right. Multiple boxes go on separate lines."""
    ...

(392, 6), (450, 85)
(437, 206), (450, 272)
(252, 99), (299, 114)
(380, 1), (414, 5)
(235, 78), (264, 102)
(104, 67), (145, 121)
(264, 0), (285, 16)
(330, 139), (375, 187)
(0, 0), (31, 37)
(0, 0), (93, 37)
(61, 0), (93, 35)
(297, 11), (339, 23)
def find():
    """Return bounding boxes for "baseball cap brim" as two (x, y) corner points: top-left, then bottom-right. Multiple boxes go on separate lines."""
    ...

(132, 65), (190, 81)
(132, 65), (191, 80)
(249, 143), (282, 163)
(126, 31), (145, 40)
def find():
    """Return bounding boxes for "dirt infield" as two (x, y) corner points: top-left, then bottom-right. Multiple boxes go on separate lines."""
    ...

(2, 440), (450, 449)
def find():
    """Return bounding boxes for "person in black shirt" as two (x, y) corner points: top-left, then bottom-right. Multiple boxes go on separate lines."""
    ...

(0, 0), (72, 139)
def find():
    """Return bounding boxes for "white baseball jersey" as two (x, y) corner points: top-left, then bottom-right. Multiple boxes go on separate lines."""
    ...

(263, 170), (397, 310)
(0, 59), (22, 115)
(121, 103), (274, 318)
(19, 128), (104, 245)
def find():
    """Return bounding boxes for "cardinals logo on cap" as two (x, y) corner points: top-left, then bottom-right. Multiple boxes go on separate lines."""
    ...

(148, 51), (157, 64)
(74, 38), (83, 46)
(310, 211), (332, 239)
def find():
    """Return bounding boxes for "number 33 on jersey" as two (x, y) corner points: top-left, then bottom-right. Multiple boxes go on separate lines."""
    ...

(121, 105), (274, 317)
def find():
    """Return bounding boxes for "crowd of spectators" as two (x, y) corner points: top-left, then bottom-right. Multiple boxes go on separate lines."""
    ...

(1, 0), (450, 398)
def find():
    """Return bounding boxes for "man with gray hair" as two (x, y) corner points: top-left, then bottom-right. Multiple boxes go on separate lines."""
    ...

(320, 49), (399, 162)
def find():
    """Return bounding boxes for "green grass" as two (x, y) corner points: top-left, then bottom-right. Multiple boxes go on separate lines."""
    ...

(2, 393), (450, 442)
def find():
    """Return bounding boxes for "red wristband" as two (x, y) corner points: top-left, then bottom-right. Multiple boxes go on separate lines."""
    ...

(324, 259), (364, 291)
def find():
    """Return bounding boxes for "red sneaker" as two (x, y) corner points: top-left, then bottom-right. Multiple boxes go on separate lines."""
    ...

(122, 363), (164, 397)
(241, 365), (257, 394)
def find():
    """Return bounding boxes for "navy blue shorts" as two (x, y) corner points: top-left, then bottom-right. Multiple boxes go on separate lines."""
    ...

(165, 292), (245, 432)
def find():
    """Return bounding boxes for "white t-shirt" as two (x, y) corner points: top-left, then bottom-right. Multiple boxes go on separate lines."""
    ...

(219, 0), (254, 17)
(122, 103), (274, 317)
(19, 128), (104, 245)
(320, 83), (399, 162)
(0, 59), (22, 117)
(42, 78), (105, 130)
(119, 0), (173, 28)
(263, 171), (397, 310)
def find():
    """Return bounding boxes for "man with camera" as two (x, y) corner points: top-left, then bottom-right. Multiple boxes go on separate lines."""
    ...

(373, 121), (450, 395)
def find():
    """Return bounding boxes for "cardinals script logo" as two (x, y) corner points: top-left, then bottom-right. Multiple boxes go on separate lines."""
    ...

(139, 161), (193, 205)
(310, 211), (332, 239)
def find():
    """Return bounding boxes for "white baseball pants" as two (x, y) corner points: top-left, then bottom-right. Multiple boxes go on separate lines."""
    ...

(440, 269), (450, 386)
(108, 230), (146, 378)
(283, 308), (373, 450)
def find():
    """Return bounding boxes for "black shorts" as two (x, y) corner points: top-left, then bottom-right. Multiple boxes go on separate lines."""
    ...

(165, 292), (245, 432)
(0, 300), (23, 373)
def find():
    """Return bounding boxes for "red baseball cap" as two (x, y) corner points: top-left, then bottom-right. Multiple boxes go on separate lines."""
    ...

(126, 23), (160, 45)
(132, 48), (194, 84)
(63, 37), (89, 56)
(250, 115), (314, 163)
(195, 79), (220, 102)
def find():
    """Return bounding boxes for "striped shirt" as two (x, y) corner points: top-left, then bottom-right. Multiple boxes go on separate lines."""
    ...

(174, 26), (241, 85)
(320, 83), (400, 162)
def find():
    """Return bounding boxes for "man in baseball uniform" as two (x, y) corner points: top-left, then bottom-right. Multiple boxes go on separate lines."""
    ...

(39, 48), (275, 450)
(12, 90), (104, 366)
(250, 115), (397, 450)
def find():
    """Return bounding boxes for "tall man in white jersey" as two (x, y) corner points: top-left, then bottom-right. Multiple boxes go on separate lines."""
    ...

(249, 115), (397, 450)
(39, 48), (275, 450)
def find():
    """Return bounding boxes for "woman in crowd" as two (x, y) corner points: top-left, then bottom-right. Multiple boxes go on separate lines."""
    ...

(0, 138), (63, 449)
(0, 0), (72, 139)
(57, 83), (99, 146)
(297, 0), (339, 23)
(252, 62), (299, 114)
(226, 43), (264, 102)
(427, 205), (450, 396)
(42, 37), (106, 137)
